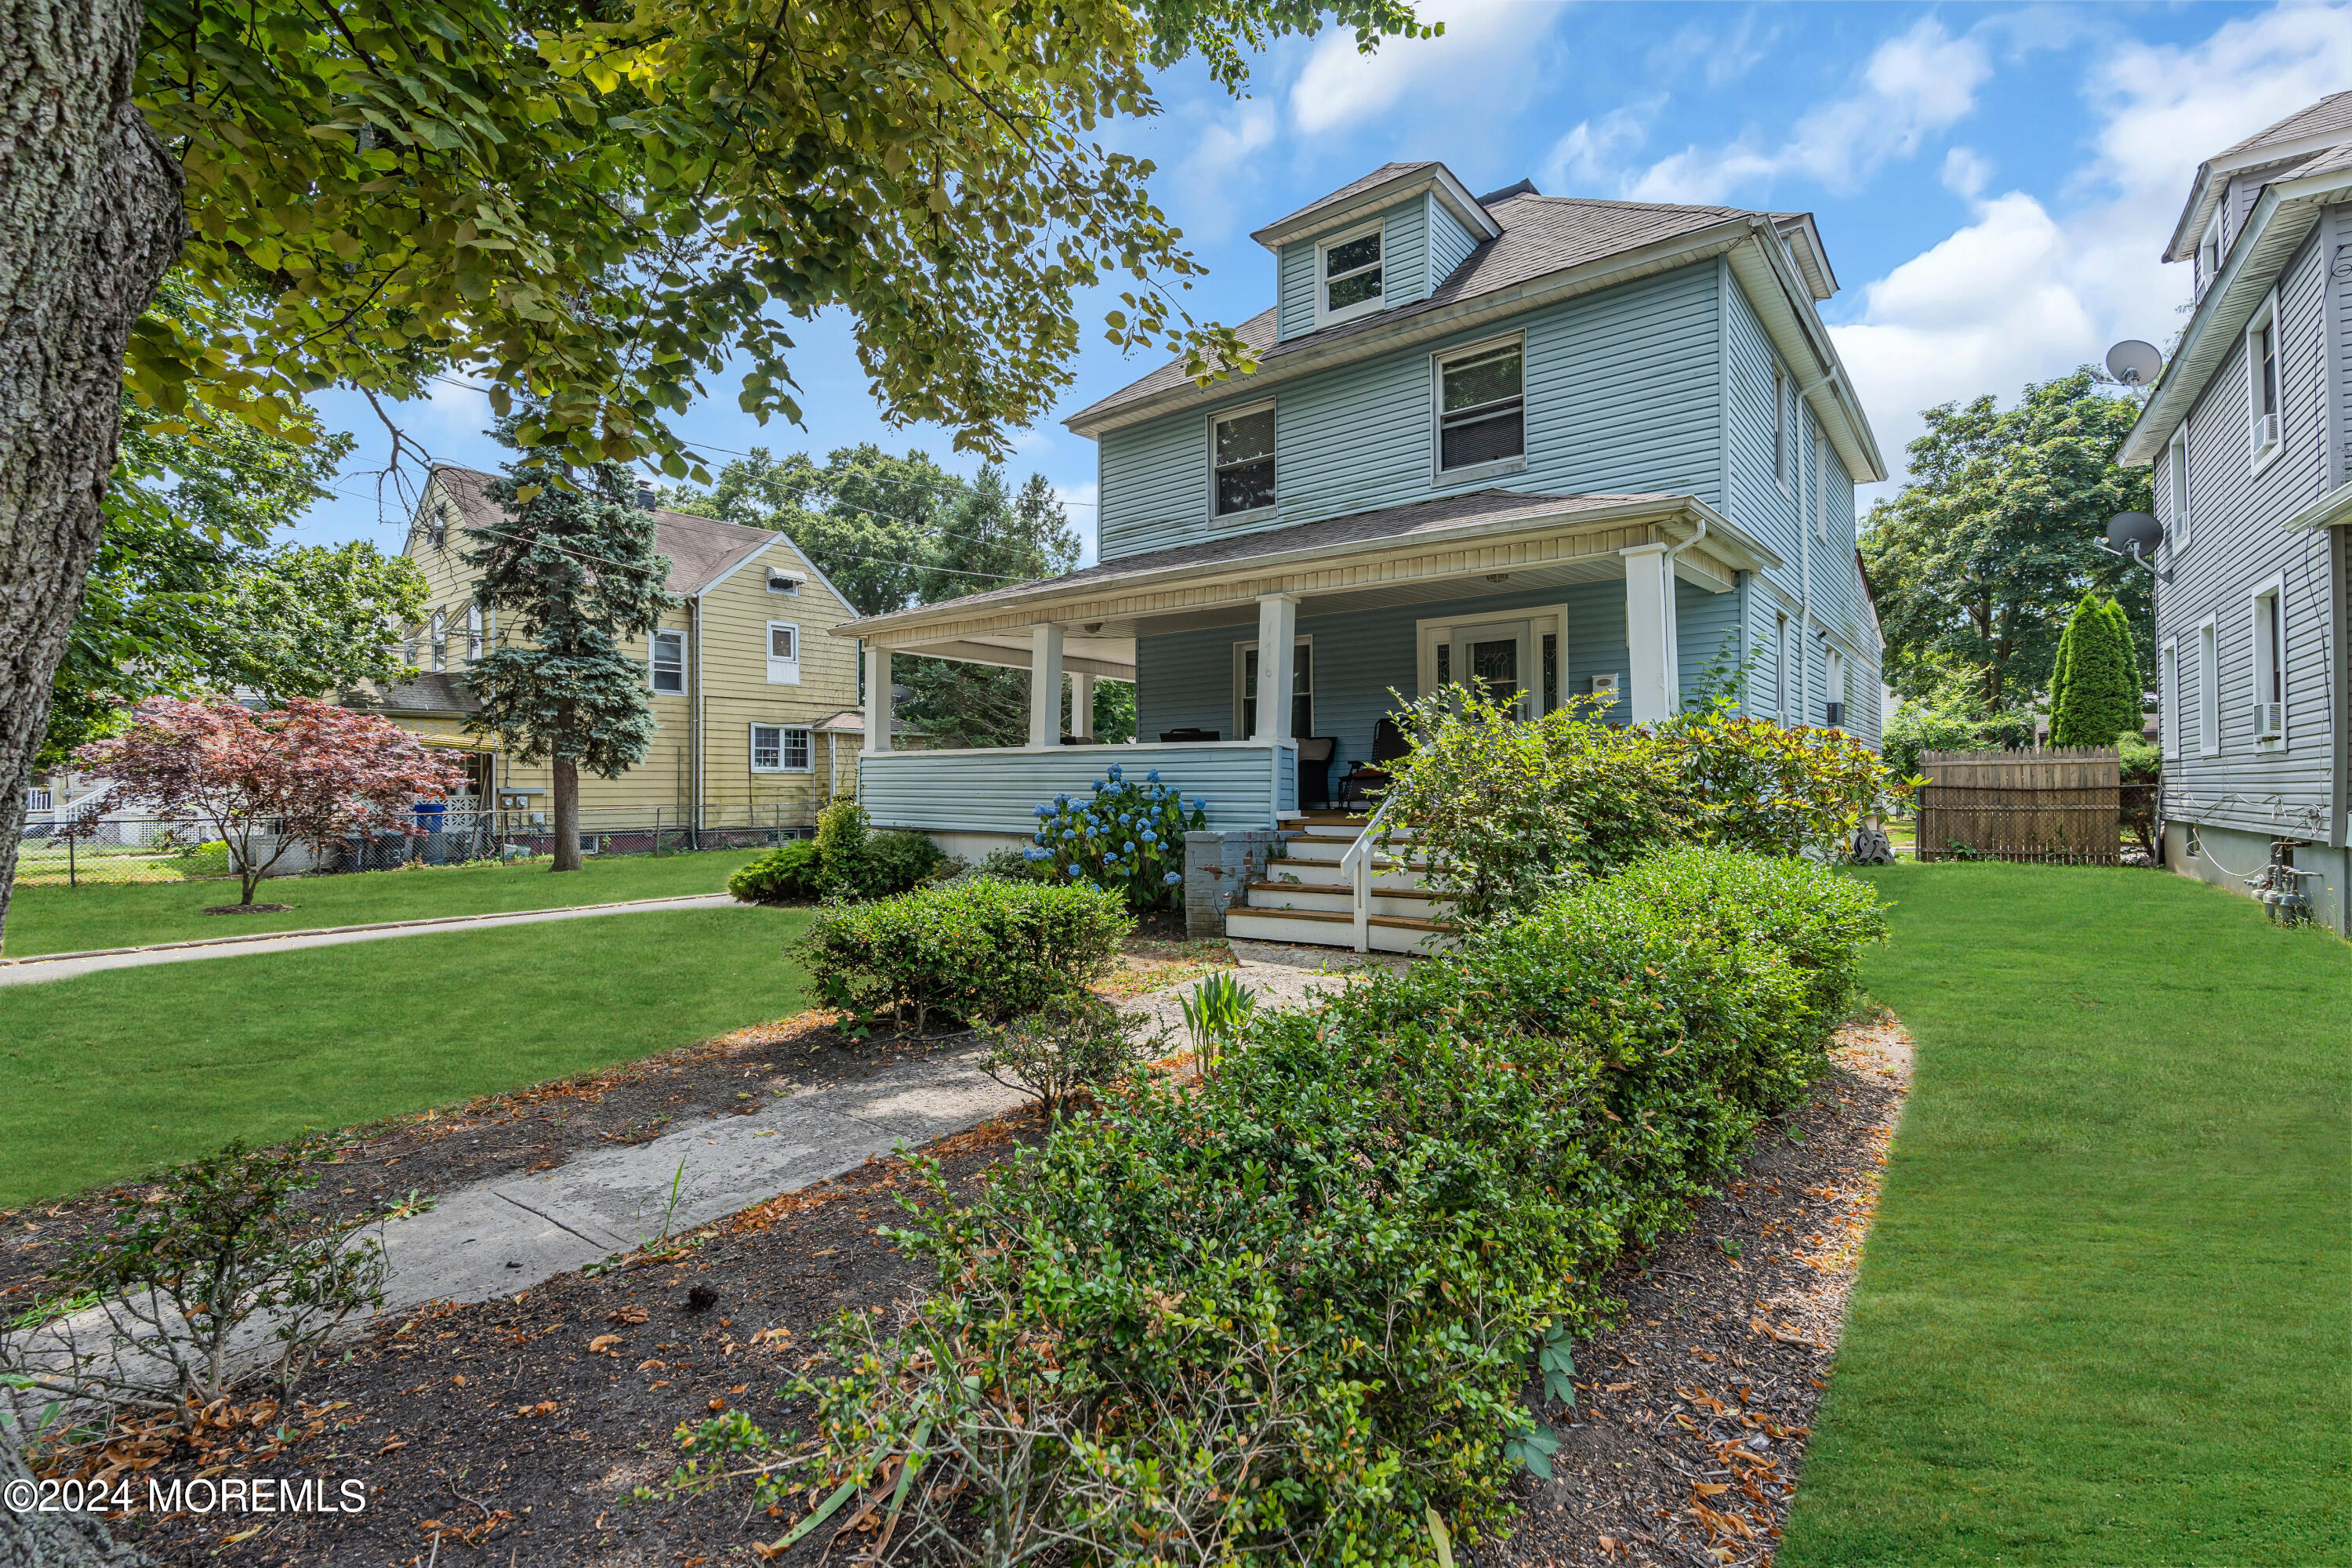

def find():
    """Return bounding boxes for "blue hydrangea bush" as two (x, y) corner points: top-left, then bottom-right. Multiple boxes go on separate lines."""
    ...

(1025, 763), (1207, 912)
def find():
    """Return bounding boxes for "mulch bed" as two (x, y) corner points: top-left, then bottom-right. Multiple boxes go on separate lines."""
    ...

(26, 996), (1909, 1568)
(200, 904), (294, 916)
(1491, 1011), (1912, 1568)
(93, 1119), (1039, 1567)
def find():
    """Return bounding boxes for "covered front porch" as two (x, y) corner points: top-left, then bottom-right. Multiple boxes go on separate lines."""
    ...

(836, 489), (1778, 851)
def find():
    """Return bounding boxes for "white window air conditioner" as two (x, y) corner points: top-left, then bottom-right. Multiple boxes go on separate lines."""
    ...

(2255, 701), (2284, 740)
(767, 568), (803, 595)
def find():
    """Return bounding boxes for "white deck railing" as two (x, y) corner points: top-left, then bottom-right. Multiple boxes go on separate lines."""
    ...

(857, 740), (1299, 838)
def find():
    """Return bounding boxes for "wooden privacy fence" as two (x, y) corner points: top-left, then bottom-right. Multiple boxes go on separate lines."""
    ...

(1915, 748), (2122, 866)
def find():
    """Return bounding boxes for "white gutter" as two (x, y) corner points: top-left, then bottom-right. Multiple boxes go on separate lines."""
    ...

(2283, 477), (2352, 531)
(1661, 515), (1708, 712)
(691, 594), (705, 834)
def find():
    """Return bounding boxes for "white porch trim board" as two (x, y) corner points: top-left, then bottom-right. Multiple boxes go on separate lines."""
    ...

(1027, 623), (1065, 748)
(1254, 594), (1299, 739)
(1620, 543), (1675, 724)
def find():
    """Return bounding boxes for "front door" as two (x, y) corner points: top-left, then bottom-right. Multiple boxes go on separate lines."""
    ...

(1449, 619), (1533, 717)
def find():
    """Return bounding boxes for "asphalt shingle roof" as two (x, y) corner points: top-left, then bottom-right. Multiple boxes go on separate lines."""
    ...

(855, 488), (1677, 626)
(340, 673), (481, 717)
(2216, 90), (2352, 161)
(428, 466), (776, 596)
(1249, 162), (1442, 244)
(1069, 193), (1755, 428)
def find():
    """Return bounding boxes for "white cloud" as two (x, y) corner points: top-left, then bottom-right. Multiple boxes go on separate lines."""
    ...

(419, 376), (493, 441)
(1632, 18), (1989, 202)
(1835, 2), (2352, 500)
(1541, 97), (1662, 194)
(1289, 0), (1555, 136)
(1940, 146), (1992, 200)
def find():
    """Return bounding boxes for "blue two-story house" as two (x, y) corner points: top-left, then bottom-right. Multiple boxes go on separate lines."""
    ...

(833, 163), (1889, 947)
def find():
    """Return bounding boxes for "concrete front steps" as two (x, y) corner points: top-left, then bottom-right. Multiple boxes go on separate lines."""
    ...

(1222, 811), (1455, 955)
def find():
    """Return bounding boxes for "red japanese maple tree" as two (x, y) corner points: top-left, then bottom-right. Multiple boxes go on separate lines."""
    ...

(73, 696), (465, 907)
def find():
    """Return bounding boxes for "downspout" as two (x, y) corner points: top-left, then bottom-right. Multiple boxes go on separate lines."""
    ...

(691, 593), (705, 840)
(1660, 515), (1710, 713)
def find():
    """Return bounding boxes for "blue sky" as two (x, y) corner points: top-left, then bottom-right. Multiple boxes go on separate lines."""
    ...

(296, 0), (2352, 558)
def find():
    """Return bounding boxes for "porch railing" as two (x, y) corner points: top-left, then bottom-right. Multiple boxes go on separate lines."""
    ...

(857, 740), (1300, 837)
(1340, 791), (1398, 953)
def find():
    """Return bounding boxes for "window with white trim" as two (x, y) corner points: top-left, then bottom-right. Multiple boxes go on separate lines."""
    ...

(1315, 223), (1384, 325)
(2196, 211), (2222, 299)
(2196, 617), (2219, 755)
(2251, 579), (2285, 747)
(1210, 402), (1276, 519)
(1824, 646), (1847, 728)
(750, 724), (811, 773)
(650, 629), (686, 695)
(2161, 637), (2180, 759)
(2247, 291), (2281, 465)
(429, 608), (447, 673)
(465, 604), (483, 662)
(1813, 426), (1830, 543)
(1232, 637), (1312, 739)
(765, 621), (801, 685)
(2167, 426), (2190, 553)
(1434, 339), (1525, 477)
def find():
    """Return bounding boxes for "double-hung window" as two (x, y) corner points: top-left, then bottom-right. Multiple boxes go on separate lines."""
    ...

(1210, 403), (1276, 519)
(2167, 426), (2191, 553)
(649, 629), (686, 695)
(1235, 638), (1312, 739)
(1773, 612), (1789, 720)
(750, 724), (811, 773)
(2251, 579), (2285, 747)
(1434, 339), (1525, 477)
(429, 609), (447, 673)
(2161, 637), (2180, 759)
(765, 621), (801, 684)
(465, 604), (483, 662)
(2248, 291), (2281, 466)
(2196, 617), (2220, 755)
(1316, 223), (1384, 325)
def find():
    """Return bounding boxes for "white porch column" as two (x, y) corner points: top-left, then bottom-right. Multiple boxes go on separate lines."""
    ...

(1621, 544), (1674, 724)
(1254, 594), (1298, 739)
(1028, 623), (1065, 748)
(863, 646), (891, 753)
(1071, 673), (1094, 741)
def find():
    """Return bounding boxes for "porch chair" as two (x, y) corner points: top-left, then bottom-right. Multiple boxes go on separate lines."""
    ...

(1296, 735), (1338, 810)
(1338, 717), (1414, 811)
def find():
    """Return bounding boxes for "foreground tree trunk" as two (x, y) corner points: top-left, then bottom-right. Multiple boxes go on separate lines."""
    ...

(0, 0), (187, 950)
(550, 755), (582, 871)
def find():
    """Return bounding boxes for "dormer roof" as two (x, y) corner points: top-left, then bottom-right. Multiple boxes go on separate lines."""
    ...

(1247, 161), (1501, 250)
(2164, 89), (2352, 262)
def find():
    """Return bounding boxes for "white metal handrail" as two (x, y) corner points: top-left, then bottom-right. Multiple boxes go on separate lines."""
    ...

(1339, 792), (1396, 954)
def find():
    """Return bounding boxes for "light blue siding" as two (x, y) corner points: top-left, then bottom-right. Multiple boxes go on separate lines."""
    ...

(1109, 263), (1726, 562)
(1277, 241), (1316, 343)
(1428, 195), (1480, 288)
(858, 742), (1295, 834)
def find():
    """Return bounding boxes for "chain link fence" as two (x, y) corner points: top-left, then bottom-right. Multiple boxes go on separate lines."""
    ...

(12, 803), (814, 889)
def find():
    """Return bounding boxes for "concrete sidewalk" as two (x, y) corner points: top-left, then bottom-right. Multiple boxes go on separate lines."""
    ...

(0, 893), (744, 987)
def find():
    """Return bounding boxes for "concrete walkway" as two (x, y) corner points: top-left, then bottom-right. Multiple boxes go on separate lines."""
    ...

(0, 894), (743, 987)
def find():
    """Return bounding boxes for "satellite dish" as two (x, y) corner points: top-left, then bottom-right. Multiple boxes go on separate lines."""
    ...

(2105, 339), (2163, 386)
(2107, 511), (2162, 556)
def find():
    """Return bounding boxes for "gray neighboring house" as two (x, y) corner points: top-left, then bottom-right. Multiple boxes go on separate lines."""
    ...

(2121, 92), (2352, 934)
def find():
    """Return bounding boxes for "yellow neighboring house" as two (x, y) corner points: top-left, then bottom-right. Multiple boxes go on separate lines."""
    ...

(342, 465), (871, 844)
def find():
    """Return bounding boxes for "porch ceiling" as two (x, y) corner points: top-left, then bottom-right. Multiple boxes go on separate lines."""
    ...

(838, 490), (1767, 655)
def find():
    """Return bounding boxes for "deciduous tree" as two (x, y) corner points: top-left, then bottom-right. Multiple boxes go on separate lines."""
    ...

(0, 0), (1432, 944)
(1860, 371), (2152, 710)
(70, 696), (463, 908)
(459, 456), (680, 872)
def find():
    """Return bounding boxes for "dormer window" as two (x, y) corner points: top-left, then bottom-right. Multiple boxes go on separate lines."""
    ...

(2195, 212), (2222, 299)
(1316, 222), (1385, 325)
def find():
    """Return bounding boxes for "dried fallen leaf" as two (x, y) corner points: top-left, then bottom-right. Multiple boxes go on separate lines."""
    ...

(707, 1397), (727, 1412)
(608, 1305), (650, 1326)
(451, 1374), (466, 1387)
(588, 1334), (623, 1353)
(1692, 1482), (1730, 1496)
(637, 1359), (667, 1372)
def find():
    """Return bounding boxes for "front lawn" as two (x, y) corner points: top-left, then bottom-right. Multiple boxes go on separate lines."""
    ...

(2, 848), (764, 957)
(0, 905), (813, 1207)
(1784, 864), (2350, 1566)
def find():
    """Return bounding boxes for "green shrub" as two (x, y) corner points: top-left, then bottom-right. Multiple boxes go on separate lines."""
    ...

(727, 839), (823, 903)
(973, 844), (1053, 883)
(1881, 688), (2036, 780)
(797, 876), (1132, 1029)
(1653, 708), (1889, 858)
(851, 825), (948, 898)
(1026, 762), (1207, 910)
(680, 848), (1885, 1557)
(977, 992), (1138, 1118)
